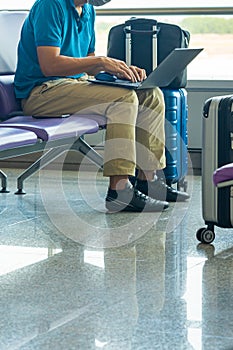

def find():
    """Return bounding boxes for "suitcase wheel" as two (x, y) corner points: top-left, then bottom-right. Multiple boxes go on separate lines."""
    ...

(196, 227), (215, 244)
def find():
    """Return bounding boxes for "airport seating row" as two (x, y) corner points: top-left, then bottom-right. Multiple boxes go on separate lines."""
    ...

(0, 11), (104, 194)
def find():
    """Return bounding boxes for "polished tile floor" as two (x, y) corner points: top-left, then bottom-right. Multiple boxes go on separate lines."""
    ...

(1, 167), (233, 350)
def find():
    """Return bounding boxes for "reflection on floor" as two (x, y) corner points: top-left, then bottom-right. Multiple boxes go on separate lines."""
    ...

(1, 168), (233, 350)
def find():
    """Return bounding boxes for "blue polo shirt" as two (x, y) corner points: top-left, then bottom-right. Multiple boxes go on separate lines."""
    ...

(14, 0), (96, 99)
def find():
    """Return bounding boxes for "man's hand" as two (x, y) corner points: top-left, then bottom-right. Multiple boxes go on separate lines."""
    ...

(96, 57), (146, 82)
(129, 65), (147, 82)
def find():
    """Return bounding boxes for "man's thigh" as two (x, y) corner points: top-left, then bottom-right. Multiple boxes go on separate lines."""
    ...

(22, 78), (137, 117)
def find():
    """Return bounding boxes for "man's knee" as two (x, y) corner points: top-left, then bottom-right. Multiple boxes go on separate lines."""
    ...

(116, 89), (139, 106)
(137, 87), (164, 110)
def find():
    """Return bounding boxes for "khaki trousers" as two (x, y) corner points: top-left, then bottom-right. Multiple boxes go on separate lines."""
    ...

(22, 78), (166, 177)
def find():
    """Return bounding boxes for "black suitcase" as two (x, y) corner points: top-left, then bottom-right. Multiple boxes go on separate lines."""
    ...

(110, 18), (190, 189)
(108, 18), (189, 190)
(107, 17), (190, 89)
(196, 95), (233, 244)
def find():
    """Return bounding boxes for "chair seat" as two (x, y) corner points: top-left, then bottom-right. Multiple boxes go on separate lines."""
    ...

(213, 163), (233, 186)
(0, 127), (38, 151)
(0, 115), (100, 141)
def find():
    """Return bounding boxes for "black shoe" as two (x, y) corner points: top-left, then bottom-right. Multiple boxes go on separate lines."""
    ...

(105, 183), (169, 213)
(135, 178), (190, 202)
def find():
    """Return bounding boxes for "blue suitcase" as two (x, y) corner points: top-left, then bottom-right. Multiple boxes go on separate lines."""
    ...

(130, 88), (189, 191)
(160, 88), (188, 191)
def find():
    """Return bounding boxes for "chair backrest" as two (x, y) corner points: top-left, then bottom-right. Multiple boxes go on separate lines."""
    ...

(0, 11), (28, 74)
(0, 11), (28, 118)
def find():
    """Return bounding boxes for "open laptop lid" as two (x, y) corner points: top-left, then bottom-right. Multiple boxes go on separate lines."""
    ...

(88, 48), (203, 89)
(140, 48), (203, 89)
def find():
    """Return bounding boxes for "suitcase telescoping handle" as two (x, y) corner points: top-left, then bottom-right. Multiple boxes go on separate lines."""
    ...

(124, 25), (158, 69)
(124, 26), (132, 67)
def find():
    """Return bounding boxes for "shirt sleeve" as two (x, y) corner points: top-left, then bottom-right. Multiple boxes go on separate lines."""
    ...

(31, 1), (64, 47)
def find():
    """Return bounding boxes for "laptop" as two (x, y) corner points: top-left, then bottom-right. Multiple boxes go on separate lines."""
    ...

(88, 48), (203, 89)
